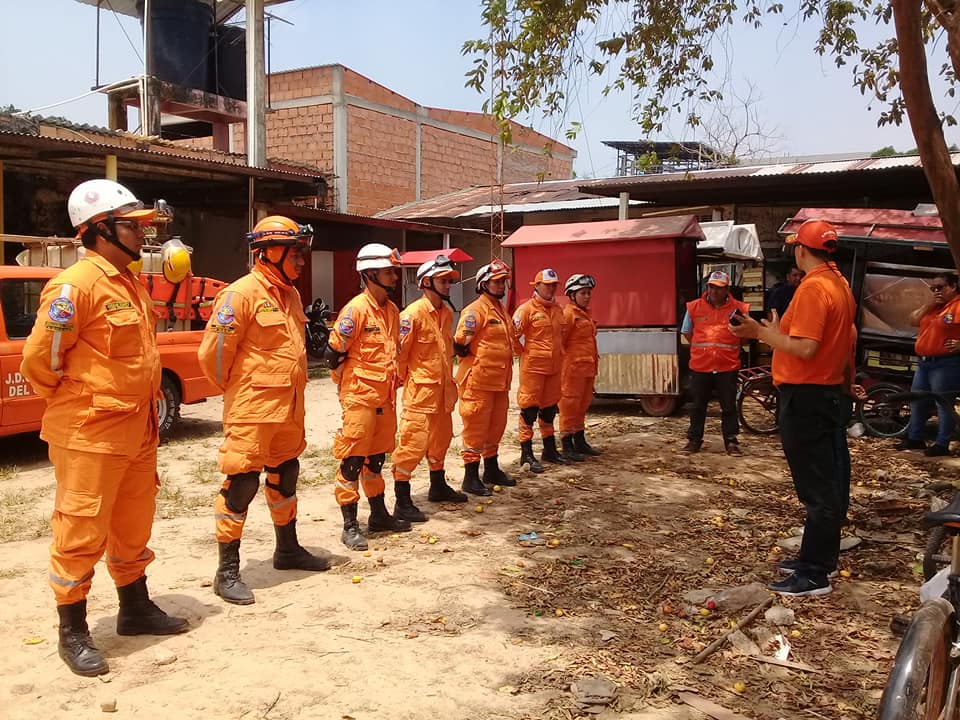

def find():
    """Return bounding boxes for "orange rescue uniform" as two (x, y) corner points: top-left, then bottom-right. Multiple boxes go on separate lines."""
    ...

(559, 303), (599, 436)
(455, 294), (516, 464)
(391, 296), (457, 481)
(20, 251), (161, 605)
(198, 265), (309, 542)
(685, 295), (749, 373)
(513, 294), (564, 441)
(328, 288), (400, 504)
(915, 295), (960, 357)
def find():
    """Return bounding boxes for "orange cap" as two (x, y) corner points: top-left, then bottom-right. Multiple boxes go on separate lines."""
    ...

(786, 220), (839, 252)
(530, 268), (560, 285)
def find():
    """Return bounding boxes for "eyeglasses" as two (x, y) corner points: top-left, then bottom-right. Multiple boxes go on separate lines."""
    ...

(114, 220), (145, 235)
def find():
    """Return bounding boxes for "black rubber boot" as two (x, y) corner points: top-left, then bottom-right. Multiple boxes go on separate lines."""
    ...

(541, 436), (568, 464)
(273, 519), (331, 571)
(340, 503), (368, 551)
(116, 576), (189, 635)
(57, 601), (109, 677)
(461, 461), (491, 496)
(393, 481), (427, 523)
(428, 469), (468, 503)
(482, 455), (516, 486)
(560, 435), (586, 462)
(573, 430), (602, 456)
(520, 440), (545, 473)
(368, 494), (412, 533)
(214, 540), (255, 605)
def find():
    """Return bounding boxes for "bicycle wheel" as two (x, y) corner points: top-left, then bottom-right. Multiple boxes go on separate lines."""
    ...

(924, 527), (951, 582)
(858, 382), (911, 439)
(737, 375), (779, 434)
(877, 597), (953, 720)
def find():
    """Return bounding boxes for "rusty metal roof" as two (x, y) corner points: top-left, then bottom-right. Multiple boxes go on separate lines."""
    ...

(502, 216), (705, 247)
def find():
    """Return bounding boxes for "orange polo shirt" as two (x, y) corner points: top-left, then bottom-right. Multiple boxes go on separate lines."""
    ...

(915, 295), (960, 357)
(772, 262), (856, 386)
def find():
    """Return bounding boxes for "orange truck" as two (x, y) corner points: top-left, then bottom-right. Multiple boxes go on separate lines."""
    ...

(1, 264), (221, 439)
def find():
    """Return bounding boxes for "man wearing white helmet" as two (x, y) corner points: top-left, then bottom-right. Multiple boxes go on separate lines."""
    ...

(559, 274), (602, 458)
(453, 259), (518, 495)
(389, 255), (469, 520)
(325, 243), (411, 549)
(20, 179), (188, 677)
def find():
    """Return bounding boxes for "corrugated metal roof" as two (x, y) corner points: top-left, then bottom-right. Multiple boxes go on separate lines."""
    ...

(782, 208), (947, 245)
(457, 197), (646, 217)
(502, 216), (705, 247)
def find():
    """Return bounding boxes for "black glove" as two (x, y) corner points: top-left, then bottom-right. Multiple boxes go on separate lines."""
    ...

(453, 341), (470, 358)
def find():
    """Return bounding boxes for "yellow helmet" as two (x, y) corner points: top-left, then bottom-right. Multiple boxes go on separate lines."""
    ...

(161, 239), (192, 283)
(128, 256), (144, 274)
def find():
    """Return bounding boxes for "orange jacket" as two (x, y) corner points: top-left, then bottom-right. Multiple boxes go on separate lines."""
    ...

(513, 294), (564, 375)
(20, 251), (160, 455)
(562, 303), (599, 377)
(916, 295), (960, 357)
(198, 266), (308, 424)
(328, 287), (400, 408)
(398, 296), (456, 414)
(455, 293), (516, 392)
(685, 295), (749, 373)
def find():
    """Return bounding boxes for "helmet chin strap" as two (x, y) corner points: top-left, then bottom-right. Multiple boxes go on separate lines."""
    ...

(259, 246), (295, 285)
(363, 269), (397, 294)
(98, 216), (141, 263)
(481, 284), (505, 300)
(424, 279), (458, 312)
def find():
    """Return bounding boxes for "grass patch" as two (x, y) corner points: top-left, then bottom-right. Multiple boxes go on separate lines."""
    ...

(156, 473), (212, 519)
(0, 486), (50, 543)
(0, 465), (20, 482)
(192, 459), (221, 484)
(307, 365), (330, 380)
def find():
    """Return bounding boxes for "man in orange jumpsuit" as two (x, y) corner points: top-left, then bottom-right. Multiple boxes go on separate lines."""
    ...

(21, 179), (188, 677)
(513, 268), (568, 471)
(559, 274), (602, 460)
(389, 256), (468, 521)
(454, 259), (517, 495)
(325, 243), (411, 550)
(199, 216), (329, 606)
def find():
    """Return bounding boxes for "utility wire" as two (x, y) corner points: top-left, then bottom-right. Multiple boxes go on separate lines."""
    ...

(13, 78), (140, 117)
(104, 0), (143, 64)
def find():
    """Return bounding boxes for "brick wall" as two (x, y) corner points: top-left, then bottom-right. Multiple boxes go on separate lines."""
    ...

(346, 105), (418, 216)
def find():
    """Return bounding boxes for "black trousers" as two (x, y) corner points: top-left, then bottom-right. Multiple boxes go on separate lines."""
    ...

(778, 384), (852, 576)
(686, 370), (739, 442)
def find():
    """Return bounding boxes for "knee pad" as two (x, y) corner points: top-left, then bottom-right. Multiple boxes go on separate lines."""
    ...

(538, 405), (559, 424)
(340, 456), (365, 482)
(365, 453), (386, 474)
(221, 471), (261, 513)
(265, 458), (300, 497)
(520, 406), (540, 425)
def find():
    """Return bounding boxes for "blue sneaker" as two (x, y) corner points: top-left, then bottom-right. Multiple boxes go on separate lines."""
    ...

(777, 559), (838, 579)
(768, 573), (832, 597)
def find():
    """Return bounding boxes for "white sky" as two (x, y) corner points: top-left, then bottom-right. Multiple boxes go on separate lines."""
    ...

(1, 0), (955, 180)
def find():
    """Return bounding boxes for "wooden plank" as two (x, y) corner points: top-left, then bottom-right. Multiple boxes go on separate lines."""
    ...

(748, 656), (824, 674)
(678, 692), (754, 720)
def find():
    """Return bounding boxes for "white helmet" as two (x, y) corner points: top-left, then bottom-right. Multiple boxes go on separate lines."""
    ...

(475, 258), (511, 293)
(356, 243), (401, 272)
(565, 273), (596, 295)
(416, 255), (460, 286)
(67, 179), (155, 229)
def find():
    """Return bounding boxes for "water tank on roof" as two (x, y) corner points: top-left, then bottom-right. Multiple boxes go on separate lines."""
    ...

(137, 0), (214, 92)
(211, 24), (246, 100)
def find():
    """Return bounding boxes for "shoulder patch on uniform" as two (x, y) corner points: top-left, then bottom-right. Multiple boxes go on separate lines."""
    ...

(514, 315), (522, 329)
(48, 297), (75, 323)
(464, 314), (477, 330)
(399, 316), (413, 337)
(209, 323), (236, 335)
(44, 321), (74, 332)
(216, 305), (236, 325)
(338, 316), (356, 336)
(105, 301), (132, 312)
(945, 313), (955, 325)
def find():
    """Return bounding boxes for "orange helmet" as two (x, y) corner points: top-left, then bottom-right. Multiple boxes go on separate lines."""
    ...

(246, 215), (313, 249)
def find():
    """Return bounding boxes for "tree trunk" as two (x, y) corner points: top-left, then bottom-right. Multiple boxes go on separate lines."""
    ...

(893, 0), (960, 268)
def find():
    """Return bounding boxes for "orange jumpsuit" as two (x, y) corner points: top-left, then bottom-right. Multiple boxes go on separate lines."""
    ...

(559, 303), (599, 437)
(328, 288), (400, 505)
(455, 294), (516, 464)
(391, 296), (457, 482)
(198, 264), (309, 543)
(513, 294), (564, 441)
(20, 251), (161, 606)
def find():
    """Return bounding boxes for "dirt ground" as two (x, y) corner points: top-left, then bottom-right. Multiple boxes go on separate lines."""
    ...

(0, 372), (957, 720)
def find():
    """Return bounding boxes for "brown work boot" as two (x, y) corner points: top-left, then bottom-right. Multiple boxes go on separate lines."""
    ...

(725, 441), (741, 455)
(682, 439), (702, 453)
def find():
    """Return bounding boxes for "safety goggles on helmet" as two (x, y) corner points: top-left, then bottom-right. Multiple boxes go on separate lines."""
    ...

(416, 254), (461, 285)
(246, 218), (313, 249)
(475, 258), (512, 292)
(356, 244), (402, 272)
(565, 274), (596, 295)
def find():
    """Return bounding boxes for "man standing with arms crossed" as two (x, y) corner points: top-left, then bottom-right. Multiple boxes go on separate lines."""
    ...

(21, 179), (188, 676)
(731, 220), (861, 597)
(389, 255), (468, 521)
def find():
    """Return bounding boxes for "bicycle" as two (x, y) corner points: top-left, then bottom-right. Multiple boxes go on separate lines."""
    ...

(856, 381), (913, 439)
(736, 365), (780, 435)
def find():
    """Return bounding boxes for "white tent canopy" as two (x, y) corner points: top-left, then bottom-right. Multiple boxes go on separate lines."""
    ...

(697, 221), (763, 261)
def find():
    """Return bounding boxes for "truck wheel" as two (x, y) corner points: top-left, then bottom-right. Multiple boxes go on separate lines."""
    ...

(639, 395), (678, 417)
(157, 373), (181, 440)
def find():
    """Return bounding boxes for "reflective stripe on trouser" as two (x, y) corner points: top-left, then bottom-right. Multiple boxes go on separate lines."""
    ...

(333, 403), (396, 505)
(391, 409), (454, 481)
(334, 465), (387, 506)
(459, 386), (510, 465)
(517, 371), (562, 441)
(214, 422), (306, 542)
(559, 372), (596, 436)
(48, 442), (158, 605)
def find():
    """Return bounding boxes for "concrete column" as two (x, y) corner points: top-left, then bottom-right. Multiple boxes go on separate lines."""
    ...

(332, 66), (349, 212)
(246, 0), (266, 167)
(619, 192), (629, 220)
(105, 155), (117, 181)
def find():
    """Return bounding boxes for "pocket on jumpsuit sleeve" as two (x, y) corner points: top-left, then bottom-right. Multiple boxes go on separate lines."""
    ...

(53, 488), (103, 550)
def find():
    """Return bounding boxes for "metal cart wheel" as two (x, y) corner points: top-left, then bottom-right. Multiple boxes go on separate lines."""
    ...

(857, 381), (911, 438)
(737, 375), (780, 435)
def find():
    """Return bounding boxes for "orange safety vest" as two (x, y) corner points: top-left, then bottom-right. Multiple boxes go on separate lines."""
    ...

(20, 251), (161, 455)
(686, 295), (749, 373)
(398, 296), (456, 414)
(513, 294), (564, 375)
(562, 303), (598, 377)
(198, 266), (307, 424)
(328, 287), (400, 407)
(455, 293), (516, 392)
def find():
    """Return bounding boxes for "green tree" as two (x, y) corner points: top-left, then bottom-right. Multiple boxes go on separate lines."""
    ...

(871, 146), (900, 158)
(465, 1), (960, 266)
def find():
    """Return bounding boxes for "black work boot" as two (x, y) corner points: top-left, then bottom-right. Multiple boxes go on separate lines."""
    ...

(116, 576), (189, 635)
(273, 519), (331, 571)
(428, 469), (468, 503)
(368, 494), (412, 533)
(57, 600), (109, 677)
(573, 430), (602, 456)
(461, 461), (491, 496)
(214, 540), (255, 605)
(520, 440), (545, 473)
(482, 455), (517, 487)
(340, 503), (368, 551)
(541, 436), (568, 464)
(393, 481), (427, 523)
(560, 435), (586, 462)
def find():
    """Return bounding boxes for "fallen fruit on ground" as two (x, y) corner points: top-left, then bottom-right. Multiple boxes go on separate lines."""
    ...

(475, 505), (485, 513)
(352, 575), (362, 584)
(733, 682), (746, 693)
(658, 622), (669, 632)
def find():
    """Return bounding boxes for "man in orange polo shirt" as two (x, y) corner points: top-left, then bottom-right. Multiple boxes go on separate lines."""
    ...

(731, 220), (862, 597)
